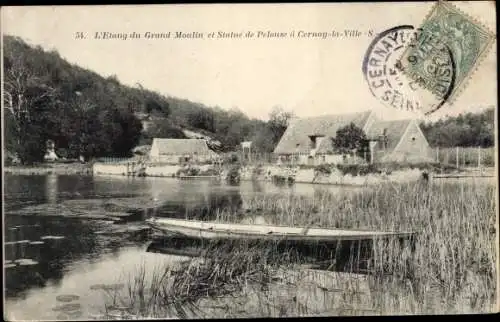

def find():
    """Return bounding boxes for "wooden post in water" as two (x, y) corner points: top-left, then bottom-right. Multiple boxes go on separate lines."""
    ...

(436, 147), (439, 163)
(456, 147), (459, 169)
(478, 146), (481, 169)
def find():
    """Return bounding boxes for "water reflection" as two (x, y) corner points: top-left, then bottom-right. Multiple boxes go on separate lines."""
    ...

(46, 173), (58, 204)
(4, 216), (116, 298)
(4, 246), (187, 321)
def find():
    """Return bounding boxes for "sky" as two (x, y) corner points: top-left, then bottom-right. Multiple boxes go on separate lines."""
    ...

(1, 2), (497, 122)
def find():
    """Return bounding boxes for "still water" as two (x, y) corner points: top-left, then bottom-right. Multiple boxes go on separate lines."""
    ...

(3, 174), (362, 320)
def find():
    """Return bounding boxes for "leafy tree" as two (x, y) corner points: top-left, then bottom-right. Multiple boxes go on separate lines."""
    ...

(3, 36), (146, 162)
(420, 108), (494, 147)
(332, 123), (369, 158)
(4, 35), (298, 159)
(268, 106), (294, 143)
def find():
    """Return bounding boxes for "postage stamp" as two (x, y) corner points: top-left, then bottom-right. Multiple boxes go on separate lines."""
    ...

(362, 25), (455, 115)
(398, 0), (496, 104)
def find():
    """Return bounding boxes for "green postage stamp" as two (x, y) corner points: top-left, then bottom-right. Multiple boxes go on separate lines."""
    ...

(399, 0), (495, 104)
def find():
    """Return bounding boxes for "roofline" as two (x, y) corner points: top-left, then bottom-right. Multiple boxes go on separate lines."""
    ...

(361, 110), (377, 133)
(412, 119), (431, 148)
(390, 119), (417, 153)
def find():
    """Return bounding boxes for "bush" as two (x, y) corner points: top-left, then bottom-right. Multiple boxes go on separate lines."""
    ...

(199, 168), (219, 176)
(176, 166), (201, 177)
(252, 165), (264, 176)
(226, 166), (240, 184)
(271, 175), (295, 186)
(314, 164), (332, 175)
(223, 152), (239, 165)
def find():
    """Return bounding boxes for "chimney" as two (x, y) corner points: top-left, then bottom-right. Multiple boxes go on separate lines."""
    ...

(378, 128), (388, 150)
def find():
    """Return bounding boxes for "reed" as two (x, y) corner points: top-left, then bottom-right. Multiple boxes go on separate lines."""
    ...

(101, 179), (496, 317)
(240, 179), (497, 314)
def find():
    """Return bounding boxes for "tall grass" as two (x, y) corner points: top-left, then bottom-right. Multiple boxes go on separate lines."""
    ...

(100, 180), (496, 317)
(240, 180), (497, 314)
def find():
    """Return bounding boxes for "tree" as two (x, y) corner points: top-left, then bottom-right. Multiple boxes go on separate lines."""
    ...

(268, 106), (294, 140)
(332, 123), (369, 157)
(419, 107), (494, 148)
(3, 38), (59, 164)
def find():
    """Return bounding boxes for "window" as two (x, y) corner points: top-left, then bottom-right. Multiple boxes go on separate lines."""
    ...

(309, 136), (317, 149)
(308, 135), (324, 149)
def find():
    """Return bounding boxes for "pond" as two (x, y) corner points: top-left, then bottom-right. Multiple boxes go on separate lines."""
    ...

(3, 174), (367, 320)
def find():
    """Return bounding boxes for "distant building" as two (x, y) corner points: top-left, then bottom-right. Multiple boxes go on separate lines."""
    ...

(149, 138), (219, 164)
(273, 110), (432, 165)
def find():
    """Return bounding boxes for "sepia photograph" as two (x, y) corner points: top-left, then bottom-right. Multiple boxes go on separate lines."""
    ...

(2, 1), (498, 320)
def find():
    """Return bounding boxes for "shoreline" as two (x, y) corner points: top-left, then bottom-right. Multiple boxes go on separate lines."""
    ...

(5, 163), (495, 183)
(4, 163), (93, 175)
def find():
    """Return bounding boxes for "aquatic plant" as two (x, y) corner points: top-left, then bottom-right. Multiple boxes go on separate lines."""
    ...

(101, 179), (496, 317)
(242, 180), (497, 314)
(226, 166), (241, 185)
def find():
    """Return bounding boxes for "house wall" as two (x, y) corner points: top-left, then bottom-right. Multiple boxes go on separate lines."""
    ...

(149, 142), (160, 159)
(277, 153), (366, 166)
(150, 154), (215, 164)
(382, 121), (433, 163)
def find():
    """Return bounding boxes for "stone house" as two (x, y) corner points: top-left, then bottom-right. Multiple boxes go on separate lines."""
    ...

(273, 110), (432, 165)
(149, 138), (219, 164)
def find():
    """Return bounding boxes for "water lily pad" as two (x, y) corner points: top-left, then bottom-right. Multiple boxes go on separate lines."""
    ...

(89, 284), (106, 290)
(56, 294), (80, 302)
(88, 313), (106, 320)
(52, 303), (81, 312)
(14, 258), (38, 266)
(66, 310), (83, 319)
(101, 283), (125, 291)
(5, 240), (31, 245)
(56, 313), (70, 320)
(41, 235), (65, 240)
(107, 305), (131, 312)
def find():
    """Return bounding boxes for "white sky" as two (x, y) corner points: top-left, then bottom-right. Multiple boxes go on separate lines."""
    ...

(1, 2), (497, 122)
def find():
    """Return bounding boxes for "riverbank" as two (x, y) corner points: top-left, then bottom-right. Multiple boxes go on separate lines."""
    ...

(5, 163), (93, 175)
(7, 161), (493, 187)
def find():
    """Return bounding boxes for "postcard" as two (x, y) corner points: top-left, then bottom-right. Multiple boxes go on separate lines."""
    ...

(2, 1), (498, 320)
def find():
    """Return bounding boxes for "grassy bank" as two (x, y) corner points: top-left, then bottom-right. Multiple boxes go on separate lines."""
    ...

(98, 179), (496, 317)
(4, 163), (93, 175)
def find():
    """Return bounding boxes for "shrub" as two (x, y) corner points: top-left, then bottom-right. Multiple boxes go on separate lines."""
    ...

(226, 166), (240, 184)
(252, 165), (264, 176)
(198, 168), (219, 176)
(314, 164), (332, 175)
(224, 153), (239, 164)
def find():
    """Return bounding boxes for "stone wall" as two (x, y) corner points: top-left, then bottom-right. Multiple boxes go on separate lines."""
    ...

(93, 163), (129, 176)
(144, 164), (181, 177)
(239, 165), (424, 186)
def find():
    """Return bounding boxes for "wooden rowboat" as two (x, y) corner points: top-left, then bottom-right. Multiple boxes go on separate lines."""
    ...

(145, 217), (416, 242)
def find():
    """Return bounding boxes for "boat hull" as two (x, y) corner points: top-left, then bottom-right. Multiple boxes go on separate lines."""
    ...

(145, 218), (417, 275)
(146, 217), (416, 243)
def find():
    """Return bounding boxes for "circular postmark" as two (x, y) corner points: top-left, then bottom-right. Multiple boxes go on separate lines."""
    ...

(362, 25), (455, 115)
